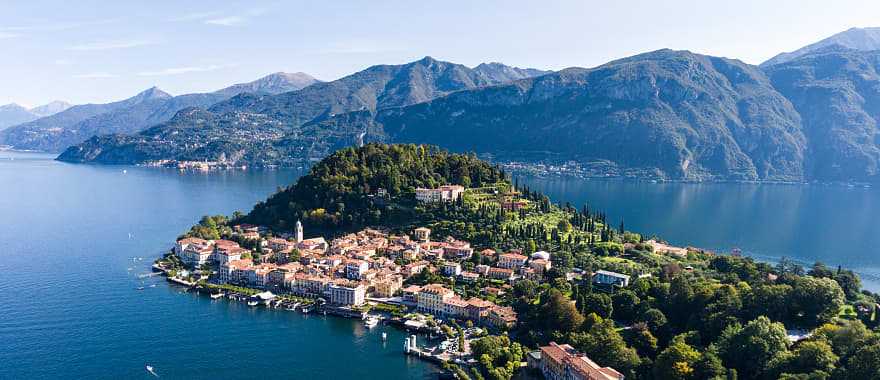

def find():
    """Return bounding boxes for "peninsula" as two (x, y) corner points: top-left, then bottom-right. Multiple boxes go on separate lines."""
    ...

(155, 144), (880, 380)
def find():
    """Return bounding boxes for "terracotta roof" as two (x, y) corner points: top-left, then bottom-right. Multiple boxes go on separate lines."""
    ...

(215, 240), (239, 247)
(421, 284), (453, 296)
(444, 297), (469, 307)
(466, 297), (493, 308)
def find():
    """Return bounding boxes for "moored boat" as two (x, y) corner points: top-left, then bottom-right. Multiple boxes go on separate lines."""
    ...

(364, 316), (380, 328)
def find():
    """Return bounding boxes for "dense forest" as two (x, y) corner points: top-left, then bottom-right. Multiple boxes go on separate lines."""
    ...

(243, 143), (506, 234)
(226, 144), (880, 380)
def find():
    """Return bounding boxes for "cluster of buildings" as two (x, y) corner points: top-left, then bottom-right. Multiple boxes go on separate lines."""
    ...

(402, 283), (518, 329)
(529, 342), (625, 380)
(174, 215), (635, 332)
(173, 222), (522, 328)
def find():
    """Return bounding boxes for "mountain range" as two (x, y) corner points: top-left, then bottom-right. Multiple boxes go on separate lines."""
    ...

(762, 27), (880, 67)
(0, 101), (71, 130)
(58, 58), (549, 166)
(0, 72), (318, 151)
(47, 27), (880, 183)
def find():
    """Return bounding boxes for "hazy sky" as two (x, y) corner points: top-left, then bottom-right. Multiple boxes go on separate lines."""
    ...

(1, 0), (878, 106)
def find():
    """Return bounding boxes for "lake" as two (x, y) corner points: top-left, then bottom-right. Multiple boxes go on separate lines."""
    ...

(522, 176), (880, 290)
(0, 150), (440, 380)
(2, 151), (879, 379)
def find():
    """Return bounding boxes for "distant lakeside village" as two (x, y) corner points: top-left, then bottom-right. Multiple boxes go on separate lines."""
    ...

(154, 184), (641, 379)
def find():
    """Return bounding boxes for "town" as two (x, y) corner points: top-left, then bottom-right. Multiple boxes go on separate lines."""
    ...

(155, 183), (638, 380)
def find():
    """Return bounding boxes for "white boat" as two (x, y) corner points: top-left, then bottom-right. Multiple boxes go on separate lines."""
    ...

(382, 332), (387, 341)
(145, 364), (158, 377)
(210, 292), (224, 299)
(247, 300), (259, 307)
(364, 316), (380, 328)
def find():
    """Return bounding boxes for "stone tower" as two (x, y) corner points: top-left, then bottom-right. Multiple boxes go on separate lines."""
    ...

(295, 220), (303, 243)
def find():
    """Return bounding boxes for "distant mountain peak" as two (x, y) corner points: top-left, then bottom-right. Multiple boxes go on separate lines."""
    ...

(213, 72), (319, 97)
(762, 26), (880, 67)
(132, 87), (173, 102)
(472, 61), (550, 81)
(0, 103), (38, 130)
(29, 100), (73, 117)
(0, 103), (28, 111)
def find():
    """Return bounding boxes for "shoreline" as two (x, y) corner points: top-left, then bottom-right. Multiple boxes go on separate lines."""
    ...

(150, 263), (453, 368)
(5, 149), (876, 187)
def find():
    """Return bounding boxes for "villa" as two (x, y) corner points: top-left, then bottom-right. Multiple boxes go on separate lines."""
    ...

(592, 270), (630, 287)
(536, 342), (624, 380)
(415, 185), (465, 203)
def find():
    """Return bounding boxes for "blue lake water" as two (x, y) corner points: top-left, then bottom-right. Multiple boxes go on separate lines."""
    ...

(522, 176), (880, 289)
(2, 151), (880, 379)
(0, 151), (439, 380)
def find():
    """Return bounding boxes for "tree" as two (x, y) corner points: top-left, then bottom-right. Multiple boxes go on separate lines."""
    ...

(832, 270), (861, 300)
(745, 284), (791, 322)
(695, 346), (728, 380)
(623, 323), (658, 357)
(538, 289), (584, 337)
(470, 335), (522, 380)
(781, 340), (838, 376)
(557, 219), (572, 233)
(640, 308), (668, 333)
(654, 336), (702, 380)
(583, 293), (613, 319)
(568, 315), (641, 377)
(789, 277), (845, 327)
(837, 341), (880, 380)
(808, 262), (834, 278)
(612, 290), (641, 322)
(813, 320), (872, 358)
(717, 316), (789, 380)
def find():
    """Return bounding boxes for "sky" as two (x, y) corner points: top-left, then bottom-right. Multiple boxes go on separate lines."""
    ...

(1, 0), (878, 107)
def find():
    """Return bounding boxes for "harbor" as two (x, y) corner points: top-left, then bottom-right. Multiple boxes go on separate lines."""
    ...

(152, 263), (465, 367)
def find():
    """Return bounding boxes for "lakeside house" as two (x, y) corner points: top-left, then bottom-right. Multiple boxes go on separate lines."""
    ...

(329, 280), (366, 306)
(535, 342), (624, 380)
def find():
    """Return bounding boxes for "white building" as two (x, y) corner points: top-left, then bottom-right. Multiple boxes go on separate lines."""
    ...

(329, 282), (366, 306)
(345, 259), (370, 280)
(592, 270), (630, 287)
(182, 244), (213, 267)
(417, 284), (455, 315)
(441, 262), (462, 277)
(415, 185), (464, 203)
(498, 253), (528, 269)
